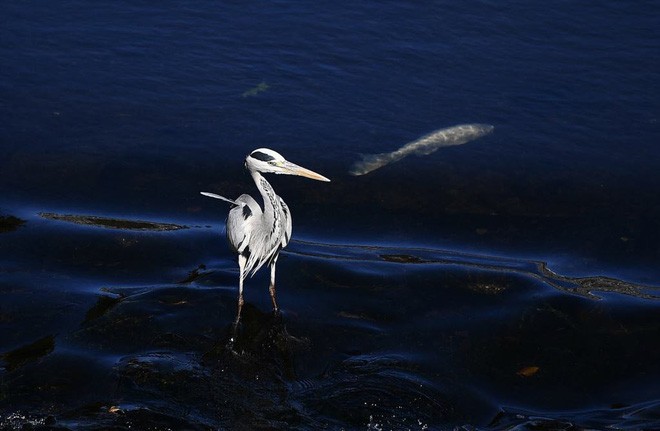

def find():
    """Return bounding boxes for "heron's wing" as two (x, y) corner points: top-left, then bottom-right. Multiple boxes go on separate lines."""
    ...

(200, 191), (244, 206)
(226, 195), (262, 264)
(279, 197), (292, 248)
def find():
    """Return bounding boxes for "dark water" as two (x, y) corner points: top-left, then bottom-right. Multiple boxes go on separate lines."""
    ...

(1, 1), (660, 429)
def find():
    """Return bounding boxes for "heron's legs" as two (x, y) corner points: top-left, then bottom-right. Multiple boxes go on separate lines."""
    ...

(269, 256), (279, 312)
(235, 254), (247, 325)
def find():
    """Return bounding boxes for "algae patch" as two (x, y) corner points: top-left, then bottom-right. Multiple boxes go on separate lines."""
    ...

(39, 212), (187, 231)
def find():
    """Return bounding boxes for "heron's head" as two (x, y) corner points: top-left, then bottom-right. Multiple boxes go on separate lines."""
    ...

(245, 148), (330, 182)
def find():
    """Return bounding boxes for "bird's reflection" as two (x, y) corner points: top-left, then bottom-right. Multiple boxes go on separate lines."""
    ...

(203, 302), (307, 379)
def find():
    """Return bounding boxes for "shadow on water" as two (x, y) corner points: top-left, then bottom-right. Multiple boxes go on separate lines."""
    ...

(1, 336), (55, 373)
(0, 215), (25, 234)
(0, 214), (659, 430)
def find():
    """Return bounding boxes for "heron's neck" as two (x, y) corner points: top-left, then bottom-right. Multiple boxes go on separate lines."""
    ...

(251, 170), (279, 217)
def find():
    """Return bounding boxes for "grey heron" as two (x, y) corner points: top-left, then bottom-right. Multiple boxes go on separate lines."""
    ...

(201, 148), (330, 321)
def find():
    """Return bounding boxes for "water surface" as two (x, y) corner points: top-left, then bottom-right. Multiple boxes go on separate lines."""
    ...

(1, 1), (659, 429)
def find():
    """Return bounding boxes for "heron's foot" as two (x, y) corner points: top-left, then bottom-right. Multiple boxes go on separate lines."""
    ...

(225, 319), (244, 353)
(230, 318), (242, 337)
(201, 326), (240, 361)
(271, 308), (283, 324)
(225, 337), (238, 354)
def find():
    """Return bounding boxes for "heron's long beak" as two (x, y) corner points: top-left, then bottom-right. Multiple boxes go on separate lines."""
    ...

(283, 161), (331, 182)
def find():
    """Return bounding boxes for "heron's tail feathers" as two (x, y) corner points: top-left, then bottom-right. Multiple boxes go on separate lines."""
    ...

(200, 191), (243, 206)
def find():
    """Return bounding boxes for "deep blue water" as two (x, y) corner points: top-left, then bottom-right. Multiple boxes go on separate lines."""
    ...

(1, 1), (659, 430)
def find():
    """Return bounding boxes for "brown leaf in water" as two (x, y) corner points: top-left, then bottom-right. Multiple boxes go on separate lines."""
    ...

(516, 366), (540, 377)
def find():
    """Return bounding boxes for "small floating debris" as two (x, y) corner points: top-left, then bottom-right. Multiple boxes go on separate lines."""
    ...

(39, 212), (187, 231)
(177, 264), (208, 284)
(241, 81), (270, 98)
(349, 123), (494, 176)
(467, 282), (508, 295)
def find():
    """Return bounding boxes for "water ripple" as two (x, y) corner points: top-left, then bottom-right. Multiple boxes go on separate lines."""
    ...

(288, 239), (660, 300)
